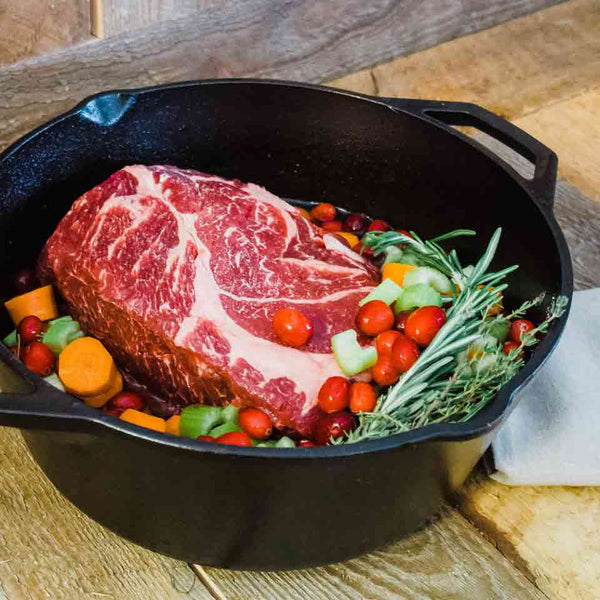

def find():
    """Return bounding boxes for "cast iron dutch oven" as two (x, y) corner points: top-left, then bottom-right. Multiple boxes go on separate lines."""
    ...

(0, 80), (572, 570)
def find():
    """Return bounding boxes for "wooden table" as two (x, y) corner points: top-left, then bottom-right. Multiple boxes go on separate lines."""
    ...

(1, 1), (599, 597)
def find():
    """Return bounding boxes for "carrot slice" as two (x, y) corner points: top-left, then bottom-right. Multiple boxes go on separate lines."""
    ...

(381, 263), (417, 287)
(82, 371), (123, 408)
(4, 285), (58, 326)
(58, 337), (117, 397)
(165, 415), (181, 436)
(120, 409), (166, 433)
(298, 208), (311, 220)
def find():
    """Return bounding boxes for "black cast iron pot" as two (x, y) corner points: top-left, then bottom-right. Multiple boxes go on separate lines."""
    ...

(0, 80), (572, 570)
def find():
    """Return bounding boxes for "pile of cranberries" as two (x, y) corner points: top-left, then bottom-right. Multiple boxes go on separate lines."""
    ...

(313, 303), (448, 444)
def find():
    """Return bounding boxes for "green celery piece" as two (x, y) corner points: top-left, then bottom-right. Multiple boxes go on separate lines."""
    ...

(2, 329), (17, 347)
(67, 330), (85, 343)
(256, 440), (278, 448)
(274, 436), (295, 448)
(382, 246), (405, 265)
(403, 267), (452, 294)
(359, 279), (403, 307)
(43, 373), (65, 392)
(331, 329), (378, 377)
(42, 321), (81, 355)
(220, 404), (240, 424)
(180, 405), (223, 438)
(487, 319), (510, 342)
(397, 251), (421, 266)
(48, 316), (74, 325)
(394, 284), (442, 313)
(209, 420), (243, 438)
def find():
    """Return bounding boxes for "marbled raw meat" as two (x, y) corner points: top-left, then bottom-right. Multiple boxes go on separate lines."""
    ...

(40, 166), (379, 436)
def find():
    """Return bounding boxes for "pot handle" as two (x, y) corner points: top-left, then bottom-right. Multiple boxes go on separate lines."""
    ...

(0, 348), (101, 433)
(380, 98), (558, 215)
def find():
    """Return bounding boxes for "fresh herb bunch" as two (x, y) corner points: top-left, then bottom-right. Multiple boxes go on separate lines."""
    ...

(342, 228), (568, 444)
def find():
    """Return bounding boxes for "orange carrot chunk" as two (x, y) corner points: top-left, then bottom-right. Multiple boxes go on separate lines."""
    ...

(82, 371), (123, 409)
(58, 337), (117, 397)
(4, 285), (58, 326)
(165, 415), (181, 436)
(120, 409), (166, 433)
(381, 263), (417, 288)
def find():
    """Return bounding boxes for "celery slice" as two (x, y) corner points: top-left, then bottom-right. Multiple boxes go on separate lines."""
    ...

(43, 321), (81, 355)
(331, 329), (378, 376)
(220, 404), (240, 424)
(180, 405), (222, 438)
(397, 251), (421, 266)
(394, 284), (442, 313)
(209, 420), (243, 438)
(383, 246), (405, 265)
(403, 267), (452, 294)
(2, 329), (17, 347)
(359, 279), (403, 307)
(275, 436), (295, 448)
(48, 316), (74, 325)
(487, 319), (510, 342)
(43, 373), (65, 392)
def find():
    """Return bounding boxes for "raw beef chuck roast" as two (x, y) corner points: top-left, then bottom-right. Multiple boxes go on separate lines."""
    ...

(40, 166), (378, 436)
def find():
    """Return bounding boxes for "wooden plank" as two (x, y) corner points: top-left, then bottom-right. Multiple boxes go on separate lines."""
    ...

(0, 0), (91, 66)
(455, 473), (600, 600)
(91, 1), (221, 39)
(196, 507), (546, 600)
(0, 0), (563, 148)
(0, 427), (213, 599)
(332, 0), (600, 121)
(92, 0), (563, 41)
(514, 90), (600, 202)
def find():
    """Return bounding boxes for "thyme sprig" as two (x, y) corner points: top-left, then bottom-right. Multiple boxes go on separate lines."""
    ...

(342, 228), (567, 444)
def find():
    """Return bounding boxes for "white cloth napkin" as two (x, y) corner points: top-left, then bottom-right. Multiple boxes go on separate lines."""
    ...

(491, 288), (600, 486)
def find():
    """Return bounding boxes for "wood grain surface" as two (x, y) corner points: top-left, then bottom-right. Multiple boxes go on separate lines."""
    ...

(332, 0), (600, 121)
(0, 0), (91, 66)
(0, 428), (212, 599)
(197, 507), (545, 600)
(92, 0), (222, 38)
(514, 90), (600, 202)
(0, 0), (562, 149)
(456, 473), (600, 600)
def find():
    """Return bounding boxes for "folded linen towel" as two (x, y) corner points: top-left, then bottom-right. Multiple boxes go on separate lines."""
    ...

(491, 288), (600, 486)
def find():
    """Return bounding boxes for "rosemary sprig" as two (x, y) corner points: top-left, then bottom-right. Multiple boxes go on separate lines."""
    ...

(363, 228), (475, 291)
(343, 228), (567, 444)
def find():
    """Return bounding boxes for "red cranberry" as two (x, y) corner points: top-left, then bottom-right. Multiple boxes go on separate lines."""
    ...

(103, 391), (145, 417)
(315, 411), (356, 445)
(13, 268), (39, 295)
(352, 241), (375, 260)
(367, 220), (391, 232)
(344, 213), (369, 237)
(394, 310), (412, 332)
(18, 315), (45, 344)
(321, 220), (343, 232)
(22, 341), (55, 376)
